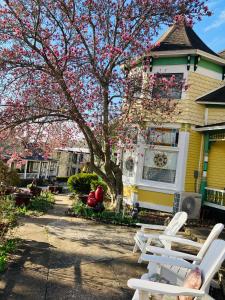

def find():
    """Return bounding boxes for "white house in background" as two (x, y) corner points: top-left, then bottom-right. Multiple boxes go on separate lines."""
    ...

(53, 147), (90, 177)
(13, 155), (58, 180)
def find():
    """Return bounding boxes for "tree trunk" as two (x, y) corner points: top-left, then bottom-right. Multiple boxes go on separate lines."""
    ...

(104, 162), (123, 208)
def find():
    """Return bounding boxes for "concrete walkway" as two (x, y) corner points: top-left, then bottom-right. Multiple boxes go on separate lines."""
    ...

(0, 195), (145, 300)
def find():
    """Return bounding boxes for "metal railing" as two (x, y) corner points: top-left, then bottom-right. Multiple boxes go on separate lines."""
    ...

(205, 187), (225, 207)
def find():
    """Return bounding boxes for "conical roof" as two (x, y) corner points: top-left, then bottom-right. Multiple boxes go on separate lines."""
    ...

(151, 23), (219, 57)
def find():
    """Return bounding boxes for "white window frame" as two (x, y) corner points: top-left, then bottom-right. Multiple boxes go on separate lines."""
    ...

(134, 124), (189, 193)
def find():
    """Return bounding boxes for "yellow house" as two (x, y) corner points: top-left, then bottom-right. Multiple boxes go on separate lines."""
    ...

(123, 22), (225, 217)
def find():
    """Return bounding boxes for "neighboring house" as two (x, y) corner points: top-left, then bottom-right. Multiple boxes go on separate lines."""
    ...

(11, 155), (58, 180)
(123, 22), (225, 214)
(53, 147), (90, 177)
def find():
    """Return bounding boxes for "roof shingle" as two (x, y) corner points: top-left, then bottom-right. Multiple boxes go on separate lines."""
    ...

(152, 23), (219, 57)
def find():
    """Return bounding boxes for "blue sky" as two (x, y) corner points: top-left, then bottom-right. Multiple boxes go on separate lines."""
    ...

(156, 0), (225, 54)
(194, 0), (225, 53)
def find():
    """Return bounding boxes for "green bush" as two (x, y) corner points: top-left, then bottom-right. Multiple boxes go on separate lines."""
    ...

(90, 180), (108, 193)
(67, 173), (98, 194)
(18, 178), (46, 188)
(0, 195), (18, 226)
(0, 160), (20, 188)
(0, 239), (18, 272)
(56, 177), (69, 183)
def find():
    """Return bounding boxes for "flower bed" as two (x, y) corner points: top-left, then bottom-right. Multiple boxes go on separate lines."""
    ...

(66, 200), (137, 226)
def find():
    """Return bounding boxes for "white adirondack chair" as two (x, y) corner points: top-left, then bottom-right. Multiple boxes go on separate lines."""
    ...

(133, 212), (188, 262)
(141, 223), (224, 285)
(128, 239), (225, 300)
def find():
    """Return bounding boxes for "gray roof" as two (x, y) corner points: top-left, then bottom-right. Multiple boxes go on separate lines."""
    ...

(151, 23), (219, 57)
(196, 85), (225, 104)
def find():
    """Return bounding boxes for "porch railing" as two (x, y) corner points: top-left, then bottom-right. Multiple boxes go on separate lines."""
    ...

(205, 187), (225, 207)
(18, 173), (39, 179)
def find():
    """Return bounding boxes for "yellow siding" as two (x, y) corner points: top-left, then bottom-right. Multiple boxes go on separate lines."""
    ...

(185, 130), (203, 192)
(178, 72), (223, 126)
(208, 142), (225, 189)
(208, 107), (225, 125)
(138, 189), (173, 207)
(124, 186), (173, 207)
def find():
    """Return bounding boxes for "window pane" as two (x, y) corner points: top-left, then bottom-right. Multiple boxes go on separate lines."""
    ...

(146, 128), (179, 147)
(152, 73), (183, 99)
(142, 150), (177, 183)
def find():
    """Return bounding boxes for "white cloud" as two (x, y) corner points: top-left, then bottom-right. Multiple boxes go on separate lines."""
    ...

(205, 9), (225, 32)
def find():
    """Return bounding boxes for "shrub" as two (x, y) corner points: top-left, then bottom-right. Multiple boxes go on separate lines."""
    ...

(0, 160), (20, 188)
(56, 177), (69, 183)
(90, 180), (108, 193)
(18, 178), (46, 188)
(67, 173), (98, 194)
(0, 239), (18, 272)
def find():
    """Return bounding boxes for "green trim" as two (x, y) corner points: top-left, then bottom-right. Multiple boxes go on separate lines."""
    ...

(153, 57), (187, 66)
(199, 59), (223, 74)
(136, 56), (223, 74)
(200, 133), (210, 201)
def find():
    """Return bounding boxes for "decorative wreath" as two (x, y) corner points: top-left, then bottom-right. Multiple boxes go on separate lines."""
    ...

(125, 157), (134, 172)
(154, 152), (168, 168)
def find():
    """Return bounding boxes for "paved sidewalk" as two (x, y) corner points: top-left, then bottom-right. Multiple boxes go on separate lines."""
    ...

(0, 196), (145, 300)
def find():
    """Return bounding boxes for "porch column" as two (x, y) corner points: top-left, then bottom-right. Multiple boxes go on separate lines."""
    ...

(200, 133), (209, 202)
(38, 162), (41, 179)
(24, 160), (28, 179)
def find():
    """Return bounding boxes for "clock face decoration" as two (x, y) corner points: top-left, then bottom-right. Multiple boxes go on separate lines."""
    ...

(125, 157), (134, 172)
(153, 152), (168, 168)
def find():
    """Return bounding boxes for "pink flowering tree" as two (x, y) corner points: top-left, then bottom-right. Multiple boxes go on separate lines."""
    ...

(0, 0), (210, 201)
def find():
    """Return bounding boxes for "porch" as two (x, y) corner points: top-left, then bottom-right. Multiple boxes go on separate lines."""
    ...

(18, 159), (58, 180)
(198, 127), (225, 213)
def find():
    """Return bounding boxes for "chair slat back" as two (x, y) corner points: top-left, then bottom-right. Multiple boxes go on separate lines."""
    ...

(197, 223), (224, 260)
(164, 212), (188, 236)
(200, 239), (225, 290)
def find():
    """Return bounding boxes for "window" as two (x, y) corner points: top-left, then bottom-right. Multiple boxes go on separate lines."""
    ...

(72, 153), (78, 164)
(79, 153), (84, 163)
(142, 150), (178, 183)
(141, 127), (180, 185)
(146, 128), (179, 147)
(152, 73), (183, 99)
(56, 151), (61, 160)
(27, 161), (39, 173)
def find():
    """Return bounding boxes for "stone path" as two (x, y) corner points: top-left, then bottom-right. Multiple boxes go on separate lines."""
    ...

(0, 195), (145, 300)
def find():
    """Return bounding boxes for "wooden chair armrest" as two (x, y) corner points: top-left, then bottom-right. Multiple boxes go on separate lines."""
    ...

(128, 279), (205, 297)
(158, 235), (203, 248)
(145, 245), (201, 262)
(136, 223), (167, 231)
(141, 254), (196, 269)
